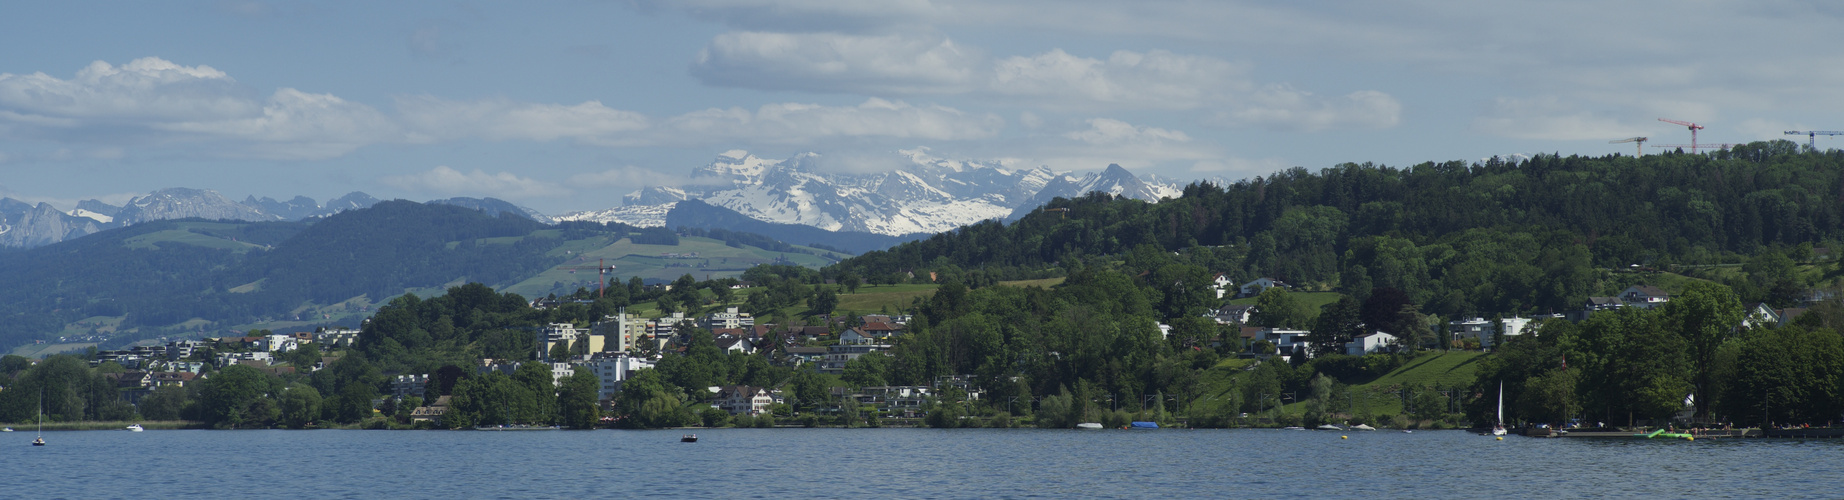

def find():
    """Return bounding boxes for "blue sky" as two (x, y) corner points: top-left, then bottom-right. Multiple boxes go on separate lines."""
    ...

(2, 1), (1840, 215)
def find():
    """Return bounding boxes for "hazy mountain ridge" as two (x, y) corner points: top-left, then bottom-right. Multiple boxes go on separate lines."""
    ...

(0, 189), (558, 248)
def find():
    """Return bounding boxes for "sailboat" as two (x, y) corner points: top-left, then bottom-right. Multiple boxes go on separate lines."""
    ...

(32, 387), (45, 446)
(1491, 380), (1508, 436)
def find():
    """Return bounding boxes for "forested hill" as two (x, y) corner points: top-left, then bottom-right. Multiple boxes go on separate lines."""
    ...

(0, 201), (638, 351)
(834, 141), (1844, 316)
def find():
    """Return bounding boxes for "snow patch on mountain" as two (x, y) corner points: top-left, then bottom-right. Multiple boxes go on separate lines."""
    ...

(556, 202), (676, 227)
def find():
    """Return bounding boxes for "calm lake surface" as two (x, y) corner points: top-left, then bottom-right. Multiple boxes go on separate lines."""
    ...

(6, 428), (1843, 498)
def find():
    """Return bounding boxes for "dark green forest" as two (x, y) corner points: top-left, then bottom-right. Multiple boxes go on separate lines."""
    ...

(836, 141), (1844, 316)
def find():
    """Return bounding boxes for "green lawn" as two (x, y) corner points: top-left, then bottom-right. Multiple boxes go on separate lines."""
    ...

(1192, 351), (1484, 419)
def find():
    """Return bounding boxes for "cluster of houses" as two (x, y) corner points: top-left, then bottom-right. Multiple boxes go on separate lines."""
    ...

(400, 306), (921, 424)
(1209, 281), (1837, 363)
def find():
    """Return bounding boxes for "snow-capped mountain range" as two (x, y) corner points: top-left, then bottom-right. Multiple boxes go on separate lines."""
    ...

(556, 149), (1182, 235)
(1, 150), (1184, 248)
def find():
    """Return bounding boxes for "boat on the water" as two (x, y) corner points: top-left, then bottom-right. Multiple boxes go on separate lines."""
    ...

(32, 387), (45, 446)
(1128, 421), (1159, 429)
(1, 427), (11, 432)
(1352, 424), (1377, 431)
(1075, 423), (1104, 429)
(126, 424), (144, 432)
(1316, 424), (1342, 431)
(1490, 380), (1508, 436)
(1281, 426), (1306, 430)
(681, 434), (698, 443)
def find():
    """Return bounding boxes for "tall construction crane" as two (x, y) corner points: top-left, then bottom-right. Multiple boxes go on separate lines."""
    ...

(1658, 118), (1705, 151)
(1609, 137), (1647, 157)
(1785, 130), (1844, 150)
(559, 258), (618, 298)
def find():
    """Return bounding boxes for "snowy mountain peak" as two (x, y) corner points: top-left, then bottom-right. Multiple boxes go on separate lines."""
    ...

(594, 150), (1183, 236)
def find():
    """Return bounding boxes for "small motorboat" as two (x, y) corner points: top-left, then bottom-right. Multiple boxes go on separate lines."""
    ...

(681, 434), (698, 443)
(1, 427), (11, 432)
(1316, 424), (1343, 431)
(1281, 426), (1306, 430)
(126, 424), (144, 432)
(1351, 424), (1377, 431)
(1075, 423), (1104, 430)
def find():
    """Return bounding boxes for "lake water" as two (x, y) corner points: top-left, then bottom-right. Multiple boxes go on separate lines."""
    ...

(6, 428), (1843, 498)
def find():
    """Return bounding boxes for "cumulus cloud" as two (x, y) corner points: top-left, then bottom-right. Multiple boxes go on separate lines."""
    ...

(0, 57), (398, 159)
(381, 166), (568, 200)
(661, 98), (1002, 144)
(693, 32), (980, 93)
(0, 57), (257, 122)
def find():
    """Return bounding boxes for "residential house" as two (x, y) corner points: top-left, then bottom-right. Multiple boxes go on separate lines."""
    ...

(1743, 303), (1780, 329)
(1213, 305), (1256, 325)
(590, 309), (646, 353)
(393, 374), (430, 399)
(1619, 286), (1670, 309)
(714, 335), (755, 355)
(315, 328), (360, 348)
(784, 346), (828, 366)
(580, 352), (655, 401)
(1345, 332), (1399, 356)
(1238, 278), (1287, 298)
(1449, 317), (1534, 349)
(712, 386), (775, 415)
(151, 372), (199, 387)
(477, 358), (521, 376)
(703, 307), (755, 330)
(411, 396), (450, 425)
(820, 344), (890, 374)
(214, 351), (272, 368)
(536, 323), (591, 361)
(1212, 273), (1235, 299)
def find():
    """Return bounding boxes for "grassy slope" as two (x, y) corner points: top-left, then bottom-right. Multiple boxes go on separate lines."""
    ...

(120, 222), (270, 254)
(502, 236), (846, 298)
(1191, 351), (1483, 418)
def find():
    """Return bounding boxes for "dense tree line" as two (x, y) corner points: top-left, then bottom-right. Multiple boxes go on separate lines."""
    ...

(836, 143), (1844, 318)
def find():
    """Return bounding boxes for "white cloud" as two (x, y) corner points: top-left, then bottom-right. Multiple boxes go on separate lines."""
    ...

(1472, 96), (1640, 141)
(692, 32), (980, 93)
(0, 57), (256, 122)
(991, 49), (1243, 110)
(629, 0), (945, 31)
(661, 98), (1003, 144)
(1064, 118), (1189, 145)
(396, 97), (650, 145)
(381, 166), (568, 200)
(157, 88), (401, 159)
(568, 166), (691, 189)
(0, 57), (397, 159)
(1220, 88), (1401, 132)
